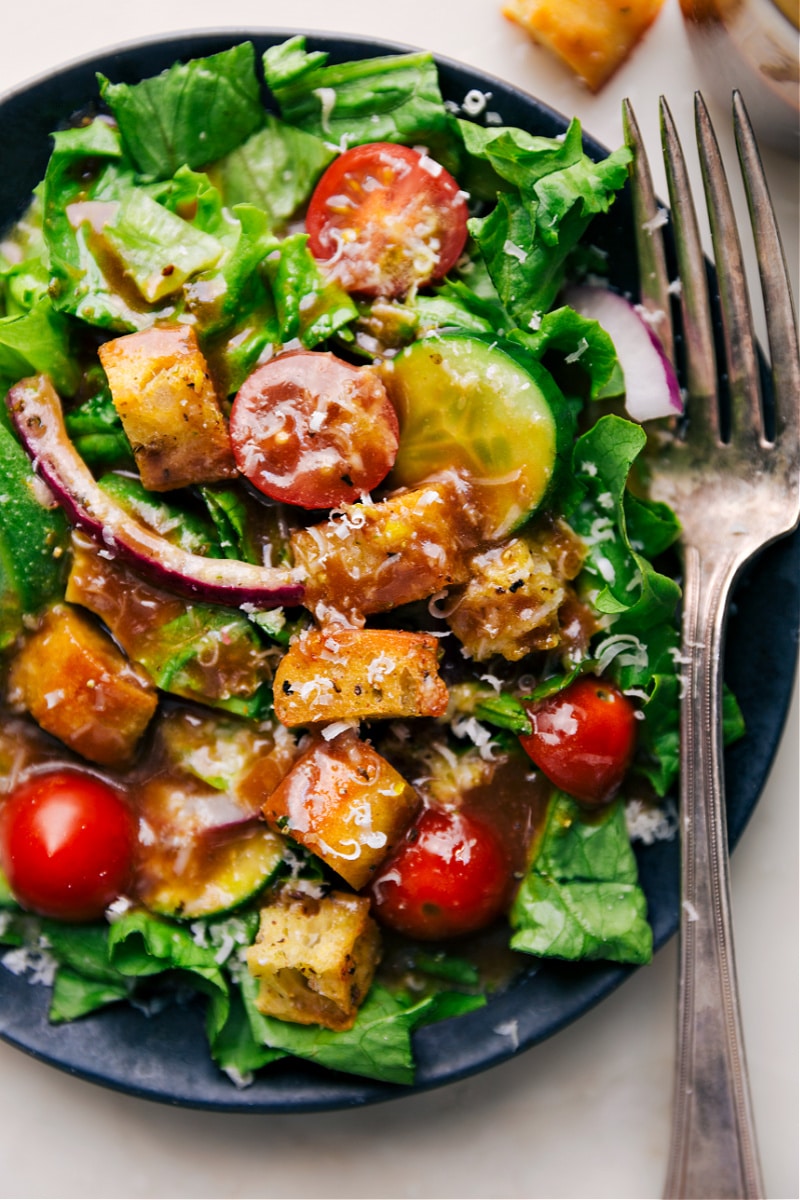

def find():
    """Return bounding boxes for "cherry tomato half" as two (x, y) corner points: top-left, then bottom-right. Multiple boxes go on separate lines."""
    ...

(369, 807), (512, 940)
(0, 769), (136, 921)
(306, 142), (469, 297)
(519, 676), (637, 805)
(230, 350), (400, 508)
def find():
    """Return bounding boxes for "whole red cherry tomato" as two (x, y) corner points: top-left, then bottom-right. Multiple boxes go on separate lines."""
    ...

(369, 806), (512, 940)
(230, 350), (399, 508)
(0, 769), (136, 921)
(519, 676), (637, 805)
(305, 142), (468, 297)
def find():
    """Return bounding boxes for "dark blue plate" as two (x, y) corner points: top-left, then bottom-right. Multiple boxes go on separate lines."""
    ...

(0, 30), (797, 1113)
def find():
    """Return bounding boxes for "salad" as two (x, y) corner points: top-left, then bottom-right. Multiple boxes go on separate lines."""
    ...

(0, 37), (742, 1091)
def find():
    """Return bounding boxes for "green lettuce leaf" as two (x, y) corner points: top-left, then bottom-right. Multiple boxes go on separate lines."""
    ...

(102, 187), (224, 303)
(262, 233), (358, 347)
(64, 388), (135, 471)
(564, 414), (682, 794)
(99, 43), (264, 179)
(238, 970), (482, 1085)
(209, 986), (287, 1079)
(0, 298), (80, 397)
(107, 908), (230, 1039)
(50, 969), (130, 1023)
(42, 121), (149, 332)
(263, 37), (459, 165)
(212, 113), (336, 229)
(511, 792), (652, 964)
(464, 119), (630, 325)
(42, 922), (131, 1022)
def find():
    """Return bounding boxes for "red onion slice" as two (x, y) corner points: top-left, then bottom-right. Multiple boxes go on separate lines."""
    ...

(563, 285), (683, 422)
(6, 375), (305, 608)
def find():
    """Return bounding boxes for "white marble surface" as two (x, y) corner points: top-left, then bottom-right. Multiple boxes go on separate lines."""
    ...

(0, 2), (797, 1197)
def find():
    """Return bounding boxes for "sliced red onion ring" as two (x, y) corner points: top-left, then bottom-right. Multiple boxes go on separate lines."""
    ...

(563, 285), (683, 422)
(6, 375), (305, 608)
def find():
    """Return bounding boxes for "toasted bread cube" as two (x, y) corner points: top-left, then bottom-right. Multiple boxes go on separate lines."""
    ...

(273, 627), (449, 726)
(246, 889), (381, 1030)
(98, 324), (236, 491)
(290, 482), (481, 622)
(447, 518), (585, 661)
(262, 729), (420, 889)
(8, 603), (157, 766)
(503, 0), (666, 91)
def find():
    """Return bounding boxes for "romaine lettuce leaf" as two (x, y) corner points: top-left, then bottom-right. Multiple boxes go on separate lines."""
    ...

(238, 969), (482, 1085)
(42, 922), (131, 1022)
(263, 37), (459, 165)
(102, 188), (224, 303)
(262, 233), (358, 347)
(212, 113), (336, 229)
(0, 299), (80, 397)
(98, 43), (264, 179)
(464, 119), (630, 324)
(565, 415), (682, 794)
(511, 792), (653, 964)
(107, 908), (230, 1039)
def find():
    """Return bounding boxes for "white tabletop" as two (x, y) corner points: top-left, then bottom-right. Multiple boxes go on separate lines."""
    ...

(0, 2), (797, 1197)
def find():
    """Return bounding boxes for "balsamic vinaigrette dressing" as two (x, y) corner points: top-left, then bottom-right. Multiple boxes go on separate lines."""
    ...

(0, 669), (551, 998)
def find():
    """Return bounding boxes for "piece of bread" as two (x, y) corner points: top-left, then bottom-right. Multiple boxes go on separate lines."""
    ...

(246, 889), (381, 1031)
(261, 728), (420, 890)
(98, 324), (236, 491)
(503, 0), (667, 91)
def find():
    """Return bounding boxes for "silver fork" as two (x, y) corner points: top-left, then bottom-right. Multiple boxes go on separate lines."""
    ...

(622, 91), (800, 1199)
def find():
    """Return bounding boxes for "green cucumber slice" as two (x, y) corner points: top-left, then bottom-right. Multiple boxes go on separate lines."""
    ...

(384, 335), (558, 539)
(0, 421), (69, 650)
(140, 822), (285, 920)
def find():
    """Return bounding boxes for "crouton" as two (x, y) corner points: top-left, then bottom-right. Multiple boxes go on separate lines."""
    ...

(290, 481), (482, 622)
(503, 0), (666, 91)
(7, 603), (157, 766)
(261, 728), (420, 890)
(98, 324), (236, 491)
(446, 517), (585, 661)
(246, 888), (381, 1030)
(273, 627), (449, 726)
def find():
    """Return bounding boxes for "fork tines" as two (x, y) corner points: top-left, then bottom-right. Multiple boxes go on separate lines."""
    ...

(622, 91), (800, 455)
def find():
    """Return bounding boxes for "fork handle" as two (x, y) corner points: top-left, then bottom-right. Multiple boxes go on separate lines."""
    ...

(663, 547), (764, 1200)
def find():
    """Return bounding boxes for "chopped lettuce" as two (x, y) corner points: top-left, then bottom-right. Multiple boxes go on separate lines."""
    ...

(237, 969), (483, 1086)
(463, 118), (630, 323)
(263, 37), (459, 165)
(564, 415), (682, 794)
(64, 388), (135, 471)
(98, 43), (264, 178)
(261, 233), (358, 347)
(511, 792), (653, 964)
(212, 114), (336, 229)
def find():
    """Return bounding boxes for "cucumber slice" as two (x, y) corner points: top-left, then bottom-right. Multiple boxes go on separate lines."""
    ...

(139, 821), (285, 920)
(384, 335), (558, 539)
(0, 422), (69, 650)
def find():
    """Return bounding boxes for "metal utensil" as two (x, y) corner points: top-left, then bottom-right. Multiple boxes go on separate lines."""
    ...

(622, 90), (800, 1199)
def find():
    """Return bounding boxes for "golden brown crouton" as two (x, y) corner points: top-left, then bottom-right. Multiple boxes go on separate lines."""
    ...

(273, 627), (449, 726)
(446, 517), (585, 661)
(290, 481), (482, 623)
(246, 889), (381, 1031)
(98, 324), (236, 491)
(7, 603), (157, 766)
(503, 0), (666, 91)
(262, 729), (420, 890)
